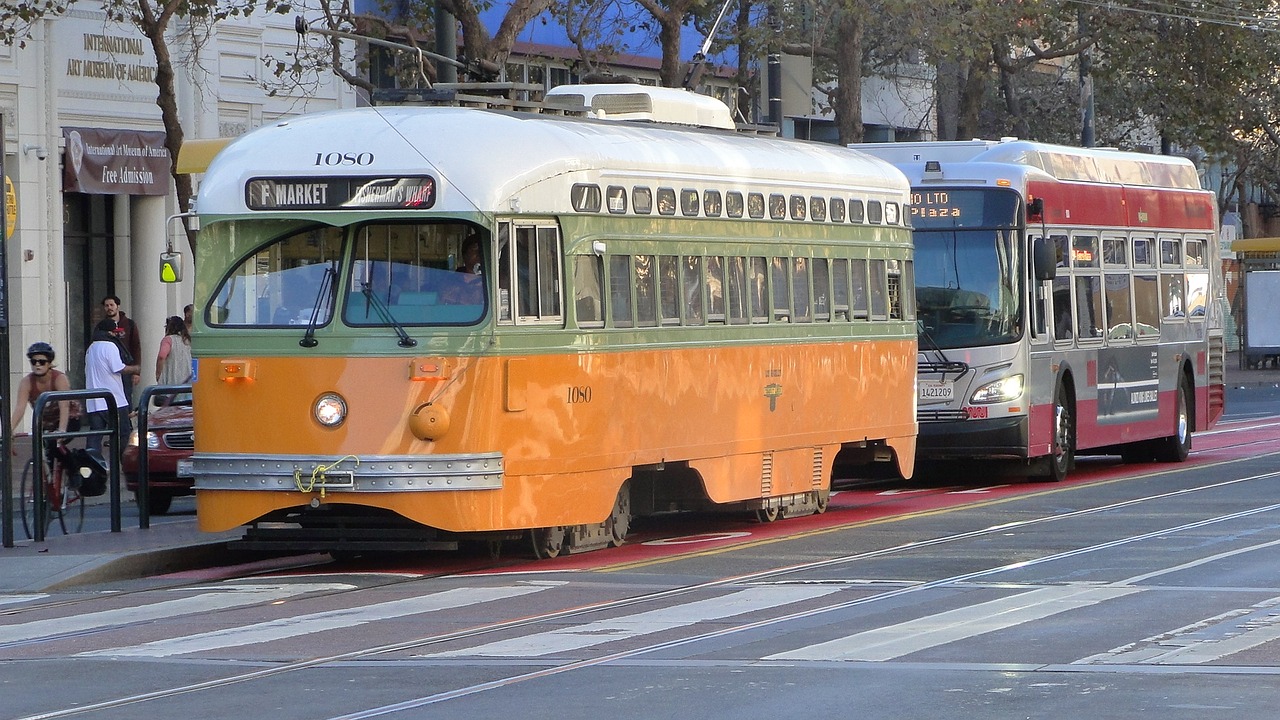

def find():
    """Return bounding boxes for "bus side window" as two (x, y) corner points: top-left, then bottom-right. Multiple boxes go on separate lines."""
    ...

(1161, 273), (1185, 319)
(1052, 276), (1072, 340)
(1134, 274), (1161, 337)
(1105, 273), (1133, 340)
(1074, 275), (1104, 339)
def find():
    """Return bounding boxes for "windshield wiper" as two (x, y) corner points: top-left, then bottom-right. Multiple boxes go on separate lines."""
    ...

(361, 282), (417, 348)
(917, 323), (969, 378)
(300, 264), (337, 348)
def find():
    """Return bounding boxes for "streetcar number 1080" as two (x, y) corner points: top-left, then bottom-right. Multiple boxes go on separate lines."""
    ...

(567, 386), (593, 404)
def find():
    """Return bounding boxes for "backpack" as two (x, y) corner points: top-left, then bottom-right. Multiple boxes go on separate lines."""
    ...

(61, 448), (109, 497)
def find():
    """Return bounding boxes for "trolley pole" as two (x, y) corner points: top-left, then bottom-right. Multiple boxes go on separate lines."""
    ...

(1, 116), (13, 549)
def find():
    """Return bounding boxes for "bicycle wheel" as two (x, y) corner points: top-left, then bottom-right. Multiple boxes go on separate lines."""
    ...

(19, 460), (51, 540)
(51, 461), (86, 535)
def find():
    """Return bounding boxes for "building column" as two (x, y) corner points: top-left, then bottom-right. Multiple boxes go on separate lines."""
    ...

(130, 194), (167, 388)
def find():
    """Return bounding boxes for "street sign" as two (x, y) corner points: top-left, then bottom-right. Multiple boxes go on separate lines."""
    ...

(3, 175), (14, 240)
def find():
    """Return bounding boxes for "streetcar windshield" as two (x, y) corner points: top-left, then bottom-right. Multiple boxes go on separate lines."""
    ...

(914, 228), (1022, 349)
(344, 221), (486, 327)
(209, 226), (343, 327)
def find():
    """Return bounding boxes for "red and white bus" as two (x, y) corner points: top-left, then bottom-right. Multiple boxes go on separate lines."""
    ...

(855, 139), (1225, 480)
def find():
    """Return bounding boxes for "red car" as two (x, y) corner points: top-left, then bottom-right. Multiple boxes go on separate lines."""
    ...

(121, 398), (194, 515)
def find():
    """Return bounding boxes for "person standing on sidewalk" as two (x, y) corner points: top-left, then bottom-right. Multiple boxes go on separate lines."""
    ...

(99, 295), (142, 401)
(155, 315), (192, 385)
(84, 327), (139, 464)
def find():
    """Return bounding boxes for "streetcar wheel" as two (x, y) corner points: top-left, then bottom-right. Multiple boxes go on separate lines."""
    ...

(1153, 376), (1192, 463)
(814, 489), (829, 515)
(607, 483), (632, 548)
(531, 526), (567, 559)
(755, 505), (780, 523)
(1043, 382), (1075, 482)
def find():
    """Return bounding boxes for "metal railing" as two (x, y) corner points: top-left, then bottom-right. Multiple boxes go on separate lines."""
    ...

(135, 384), (193, 529)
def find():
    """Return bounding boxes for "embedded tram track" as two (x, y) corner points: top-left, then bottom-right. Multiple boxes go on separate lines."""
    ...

(12, 459), (1280, 720)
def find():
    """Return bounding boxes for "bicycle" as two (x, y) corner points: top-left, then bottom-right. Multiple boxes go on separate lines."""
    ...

(15, 434), (86, 538)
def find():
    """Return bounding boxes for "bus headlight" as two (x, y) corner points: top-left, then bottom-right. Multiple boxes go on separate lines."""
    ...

(313, 392), (348, 428)
(970, 374), (1024, 404)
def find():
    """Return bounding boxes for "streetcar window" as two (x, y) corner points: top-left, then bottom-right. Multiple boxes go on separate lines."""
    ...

(606, 186), (627, 214)
(769, 194), (787, 220)
(832, 258), (850, 320)
(1134, 274), (1161, 336)
(849, 199), (865, 224)
(573, 255), (604, 327)
(683, 256), (704, 324)
(1074, 275), (1104, 339)
(850, 259), (869, 319)
(885, 202), (900, 225)
(571, 184), (602, 213)
(812, 258), (831, 321)
(792, 258), (812, 322)
(680, 189), (700, 217)
(810, 196), (827, 222)
(867, 200), (883, 225)
(747, 193), (765, 219)
(869, 259), (888, 318)
(887, 259), (903, 319)
(706, 256), (726, 323)
(1160, 238), (1182, 267)
(636, 254), (658, 327)
(1161, 273), (1186, 318)
(789, 195), (806, 221)
(210, 225), (342, 327)
(727, 257), (749, 324)
(704, 190), (723, 218)
(749, 257), (769, 323)
(726, 192), (744, 218)
(656, 188), (677, 215)
(514, 225), (563, 322)
(346, 222), (486, 327)
(1105, 273), (1134, 340)
(830, 198), (846, 223)
(609, 255), (633, 327)
(770, 257), (790, 321)
(659, 256), (680, 324)
(633, 187), (653, 215)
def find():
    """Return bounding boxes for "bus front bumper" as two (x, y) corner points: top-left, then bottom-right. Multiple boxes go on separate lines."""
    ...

(916, 415), (1029, 461)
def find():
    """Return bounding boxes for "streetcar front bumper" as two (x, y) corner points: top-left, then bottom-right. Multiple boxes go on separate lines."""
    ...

(191, 453), (504, 493)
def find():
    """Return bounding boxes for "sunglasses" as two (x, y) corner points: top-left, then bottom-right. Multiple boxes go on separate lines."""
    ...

(30, 358), (50, 366)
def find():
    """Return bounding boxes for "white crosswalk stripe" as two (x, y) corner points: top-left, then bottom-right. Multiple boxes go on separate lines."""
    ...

(423, 585), (846, 658)
(1076, 595), (1280, 665)
(766, 585), (1142, 662)
(81, 585), (553, 658)
(0, 583), (354, 645)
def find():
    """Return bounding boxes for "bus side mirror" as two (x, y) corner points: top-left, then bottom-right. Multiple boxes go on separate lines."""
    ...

(1033, 238), (1056, 282)
(160, 251), (183, 283)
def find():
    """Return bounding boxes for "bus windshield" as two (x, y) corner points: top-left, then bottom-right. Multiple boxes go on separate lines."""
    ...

(912, 189), (1022, 349)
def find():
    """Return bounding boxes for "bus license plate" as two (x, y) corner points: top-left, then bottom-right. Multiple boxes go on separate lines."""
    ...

(918, 381), (954, 402)
(176, 459), (194, 478)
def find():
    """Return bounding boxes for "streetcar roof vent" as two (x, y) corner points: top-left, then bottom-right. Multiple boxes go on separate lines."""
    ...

(544, 83), (736, 130)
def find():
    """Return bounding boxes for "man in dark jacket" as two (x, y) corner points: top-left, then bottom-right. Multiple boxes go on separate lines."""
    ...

(99, 295), (142, 401)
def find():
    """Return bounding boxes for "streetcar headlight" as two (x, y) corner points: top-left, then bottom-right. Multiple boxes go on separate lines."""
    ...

(970, 374), (1024, 404)
(313, 392), (348, 428)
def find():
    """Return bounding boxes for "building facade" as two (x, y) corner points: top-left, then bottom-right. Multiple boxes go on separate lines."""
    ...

(2, 7), (356, 409)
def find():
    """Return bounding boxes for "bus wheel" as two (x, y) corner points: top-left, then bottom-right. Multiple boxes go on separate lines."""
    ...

(1153, 376), (1192, 463)
(1043, 382), (1075, 481)
(531, 526), (567, 559)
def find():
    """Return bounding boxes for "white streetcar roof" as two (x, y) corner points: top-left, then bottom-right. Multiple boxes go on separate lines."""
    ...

(198, 106), (909, 217)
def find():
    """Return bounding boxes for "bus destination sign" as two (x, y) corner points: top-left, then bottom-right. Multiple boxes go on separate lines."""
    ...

(908, 188), (1019, 229)
(246, 176), (436, 210)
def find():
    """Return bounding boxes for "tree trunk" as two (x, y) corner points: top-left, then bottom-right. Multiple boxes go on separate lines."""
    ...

(833, 10), (863, 144)
(956, 60), (988, 141)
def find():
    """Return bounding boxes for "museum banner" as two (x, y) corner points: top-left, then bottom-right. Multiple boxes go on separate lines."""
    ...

(62, 126), (170, 196)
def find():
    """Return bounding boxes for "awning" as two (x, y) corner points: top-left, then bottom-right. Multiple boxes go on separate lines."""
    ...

(176, 137), (234, 175)
(1231, 237), (1280, 254)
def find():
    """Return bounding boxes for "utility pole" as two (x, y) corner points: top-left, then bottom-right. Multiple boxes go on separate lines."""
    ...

(1079, 9), (1095, 147)
(1, 114), (13, 548)
(435, 5), (458, 84)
